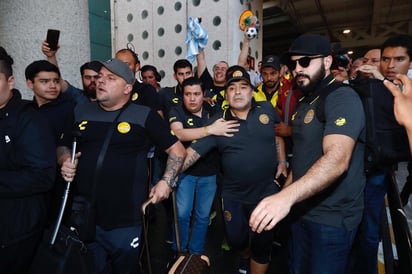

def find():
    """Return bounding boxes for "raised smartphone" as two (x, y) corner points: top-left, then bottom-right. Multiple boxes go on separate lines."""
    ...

(46, 29), (60, 50)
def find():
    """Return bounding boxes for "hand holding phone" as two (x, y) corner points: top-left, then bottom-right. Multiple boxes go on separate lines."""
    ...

(46, 29), (60, 51)
(275, 174), (287, 187)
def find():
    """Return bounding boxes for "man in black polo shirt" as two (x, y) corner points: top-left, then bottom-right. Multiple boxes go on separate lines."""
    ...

(115, 49), (163, 117)
(182, 66), (286, 274)
(58, 58), (185, 274)
(169, 77), (239, 256)
(159, 59), (194, 117)
(250, 34), (366, 274)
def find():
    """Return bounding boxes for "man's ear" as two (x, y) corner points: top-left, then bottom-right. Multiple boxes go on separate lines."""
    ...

(124, 83), (133, 95)
(324, 55), (333, 70)
(7, 75), (15, 90)
(26, 79), (34, 90)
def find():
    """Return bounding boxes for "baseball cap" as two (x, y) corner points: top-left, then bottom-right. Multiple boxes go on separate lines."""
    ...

(261, 55), (281, 71)
(225, 65), (252, 87)
(288, 34), (332, 57)
(97, 58), (135, 84)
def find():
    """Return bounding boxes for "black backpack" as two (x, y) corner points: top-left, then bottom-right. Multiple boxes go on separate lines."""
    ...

(316, 78), (410, 173)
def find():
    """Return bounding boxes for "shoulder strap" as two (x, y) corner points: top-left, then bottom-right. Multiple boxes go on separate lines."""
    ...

(315, 81), (348, 123)
(90, 103), (130, 206)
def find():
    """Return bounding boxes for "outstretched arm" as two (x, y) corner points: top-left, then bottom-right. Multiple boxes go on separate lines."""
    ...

(250, 133), (356, 233)
(238, 36), (250, 69)
(196, 50), (207, 78)
(41, 40), (68, 91)
(170, 118), (239, 142)
(181, 147), (201, 173)
(149, 141), (186, 203)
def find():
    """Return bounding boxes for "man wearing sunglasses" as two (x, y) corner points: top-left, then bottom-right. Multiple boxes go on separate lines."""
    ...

(250, 34), (366, 274)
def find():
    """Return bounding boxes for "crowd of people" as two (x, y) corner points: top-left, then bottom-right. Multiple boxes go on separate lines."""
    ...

(1, 27), (412, 274)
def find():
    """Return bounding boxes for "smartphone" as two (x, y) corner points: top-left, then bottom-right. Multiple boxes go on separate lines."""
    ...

(46, 29), (60, 50)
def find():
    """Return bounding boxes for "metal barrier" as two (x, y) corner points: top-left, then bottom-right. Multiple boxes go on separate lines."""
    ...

(382, 171), (412, 274)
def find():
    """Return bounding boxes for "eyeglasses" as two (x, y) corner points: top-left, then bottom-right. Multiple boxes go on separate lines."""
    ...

(288, 56), (324, 70)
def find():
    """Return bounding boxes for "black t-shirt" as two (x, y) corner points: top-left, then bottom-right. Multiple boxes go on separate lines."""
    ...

(169, 103), (219, 177)
(199, 68), (225, 97)
(191, 101), (280, 204)
(60, 102), (178, 229)
(130, 80), (161, 111)
(159, 86), (183, 117)
(291, 77), (366, 229)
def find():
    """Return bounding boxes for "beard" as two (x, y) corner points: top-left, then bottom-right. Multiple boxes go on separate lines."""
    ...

(295, 64), (326, 95)
(83, 83), (97, 99)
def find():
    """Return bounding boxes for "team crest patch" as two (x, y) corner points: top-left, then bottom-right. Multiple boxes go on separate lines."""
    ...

(223, 210), (232, 222)
(131, 92), (138, 101)
(335, 117), (346, 126)
(117, 122), (131, 134)
(304, 109), (315, 124)
(259, 114), (269, 124)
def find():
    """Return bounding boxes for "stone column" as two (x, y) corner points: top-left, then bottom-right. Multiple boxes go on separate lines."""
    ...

(0, 0), (90, 98)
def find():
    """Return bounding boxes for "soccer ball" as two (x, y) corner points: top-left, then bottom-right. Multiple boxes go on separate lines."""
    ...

(245, 27), (258, 40)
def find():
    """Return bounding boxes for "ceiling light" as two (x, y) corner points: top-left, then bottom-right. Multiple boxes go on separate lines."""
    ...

(347, 50), (353, 55)
(343, 29), (351, 34)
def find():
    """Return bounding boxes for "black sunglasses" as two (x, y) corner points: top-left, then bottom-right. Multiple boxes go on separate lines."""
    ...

(288, 56), (324, 70)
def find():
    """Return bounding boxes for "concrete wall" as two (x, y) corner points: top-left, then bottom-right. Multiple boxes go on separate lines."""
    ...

(0, 0), (90, 99)
(113, 0), (263, 87)
(0, 0), (262, 96)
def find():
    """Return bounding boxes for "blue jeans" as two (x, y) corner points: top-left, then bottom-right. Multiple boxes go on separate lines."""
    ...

(289, 219), (358, 274)
(349, 173), (388, 274)
(173, 173), (216, 254)
(88, 225), (142, 274)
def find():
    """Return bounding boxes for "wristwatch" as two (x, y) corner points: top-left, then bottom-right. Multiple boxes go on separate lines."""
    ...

(161, 176), (177, 188)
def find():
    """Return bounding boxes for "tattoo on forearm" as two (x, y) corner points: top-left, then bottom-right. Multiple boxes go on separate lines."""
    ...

(276, 140), (280, 156)
(182, 151), (201, 172)
(163, 153), (184, 180)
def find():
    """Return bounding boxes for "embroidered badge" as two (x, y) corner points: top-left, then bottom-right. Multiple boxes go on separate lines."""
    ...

(259, 114), (269, 124)
(304, 109), (315, 124)
(117, 122), (131, 134)
(335, 117), (346, 126)
(131, 92), (138, 101)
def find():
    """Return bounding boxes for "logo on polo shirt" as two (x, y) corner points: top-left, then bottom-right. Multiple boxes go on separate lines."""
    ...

(78, 121), (88, 131)
(304, 109), (315, 124)
(259, 114), (269, 124)
(131, 92), (139, 101)
(117, 122), (131, 133)
(187, 118), (194, 126)
(335, 117), (346, 126)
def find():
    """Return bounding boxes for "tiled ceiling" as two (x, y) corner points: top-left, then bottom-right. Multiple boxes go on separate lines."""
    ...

(262, 0), (412, 58)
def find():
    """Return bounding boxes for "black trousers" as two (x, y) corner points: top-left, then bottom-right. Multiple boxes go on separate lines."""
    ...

(0, 231), (42, 274)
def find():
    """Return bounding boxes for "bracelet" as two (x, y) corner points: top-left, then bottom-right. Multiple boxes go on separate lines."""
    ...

(278, 160), (289, 168)
(203, 126), (209, 137)
(161, 176), (177, 188)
